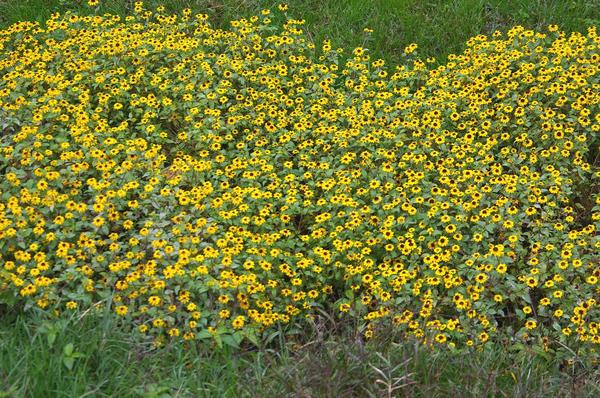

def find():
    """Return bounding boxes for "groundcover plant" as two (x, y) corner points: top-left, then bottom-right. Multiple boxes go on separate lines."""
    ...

(0, 1), (598, 359)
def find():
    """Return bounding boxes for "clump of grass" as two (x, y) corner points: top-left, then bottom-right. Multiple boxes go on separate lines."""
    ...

(4, 310), (599, 397)
(0, 308), (248, 397)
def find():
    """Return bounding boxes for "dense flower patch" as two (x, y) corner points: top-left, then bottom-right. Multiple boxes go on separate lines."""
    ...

(0, 3), (598, 353)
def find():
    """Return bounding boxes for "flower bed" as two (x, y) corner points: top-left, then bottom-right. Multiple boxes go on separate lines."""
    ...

(0, 4), (598, 354)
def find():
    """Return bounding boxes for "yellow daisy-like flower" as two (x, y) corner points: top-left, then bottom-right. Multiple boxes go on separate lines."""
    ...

(115, 305), (129, 316)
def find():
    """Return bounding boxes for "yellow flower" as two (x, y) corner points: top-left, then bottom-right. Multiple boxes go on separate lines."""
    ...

(435, 333), (447, 344)
(115, 305), (128, 316)
(553, 309), (563, 317)
(232, 316), (245, 329)
(148, 296), (162, 306)
(404, 43), (418, 54)
(525, 319), (537, 330)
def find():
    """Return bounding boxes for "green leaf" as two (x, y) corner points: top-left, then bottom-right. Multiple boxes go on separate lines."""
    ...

(233, 331), (244, 345)
(509, 343), (525, 352)
(221, 334), (240, 349)
(197, 330), (212, 340)
(47, 331), (57, 347)
(63, 357), (75, 371)
(531, 345), (551, 361)
(63, 343), (74, 356)
(0, 290), (16, 306)
(244, 330), (260, 347)
(214, 334), (223, 349)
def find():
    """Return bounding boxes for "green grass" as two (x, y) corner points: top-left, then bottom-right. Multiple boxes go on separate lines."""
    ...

(0, 309), (245, 397)
(1, 0), (600, 396)
(1, 309), (599, 397)
(0, 0), (599, 64)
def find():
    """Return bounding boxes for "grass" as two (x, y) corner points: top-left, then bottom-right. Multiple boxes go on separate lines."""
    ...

(1, 308), (599, 397)
(0, 308), (244, 397)
(0, 0), (599, 64)
(1, 0), (599, 396)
